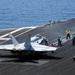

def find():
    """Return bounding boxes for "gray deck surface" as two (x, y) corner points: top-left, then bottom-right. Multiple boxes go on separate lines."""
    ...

(0, 19), (75, 75)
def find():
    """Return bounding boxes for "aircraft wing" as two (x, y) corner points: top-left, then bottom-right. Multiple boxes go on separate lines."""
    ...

(31, 43), (57, 51)
(0, 44), (57, 52)
(0, 44), (15, 51)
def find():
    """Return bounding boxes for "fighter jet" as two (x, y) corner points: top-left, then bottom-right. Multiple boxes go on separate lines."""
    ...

(0, 34), (57, 55)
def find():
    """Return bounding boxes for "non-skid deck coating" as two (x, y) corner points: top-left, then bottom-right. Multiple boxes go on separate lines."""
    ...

(0, 19), (75, 75)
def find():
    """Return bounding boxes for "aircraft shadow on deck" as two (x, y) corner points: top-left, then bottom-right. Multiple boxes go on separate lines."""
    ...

(0, 54), (63, 63)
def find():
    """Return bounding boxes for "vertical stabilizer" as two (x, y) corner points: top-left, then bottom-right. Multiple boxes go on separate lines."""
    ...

(9, 34), (19, 46)
(24, 34), (31, 49)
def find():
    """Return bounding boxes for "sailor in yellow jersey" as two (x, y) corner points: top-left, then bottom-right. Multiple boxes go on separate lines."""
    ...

(66, 29), (71, 40)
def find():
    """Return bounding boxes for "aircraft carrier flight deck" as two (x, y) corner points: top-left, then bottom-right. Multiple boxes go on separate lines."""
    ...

(0, 19), (75, 75)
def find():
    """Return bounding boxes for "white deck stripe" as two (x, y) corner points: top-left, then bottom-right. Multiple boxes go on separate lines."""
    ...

(0, 27), (37, 38)
(0, 38), (10, 40)
(0, 26), (37, 40)
(0, 27), (25, 38)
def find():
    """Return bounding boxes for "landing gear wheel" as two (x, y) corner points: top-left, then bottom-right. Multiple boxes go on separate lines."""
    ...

(52, 51), (54, 53)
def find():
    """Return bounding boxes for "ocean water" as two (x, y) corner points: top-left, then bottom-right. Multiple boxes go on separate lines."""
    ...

(0, 0), (75, 28)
